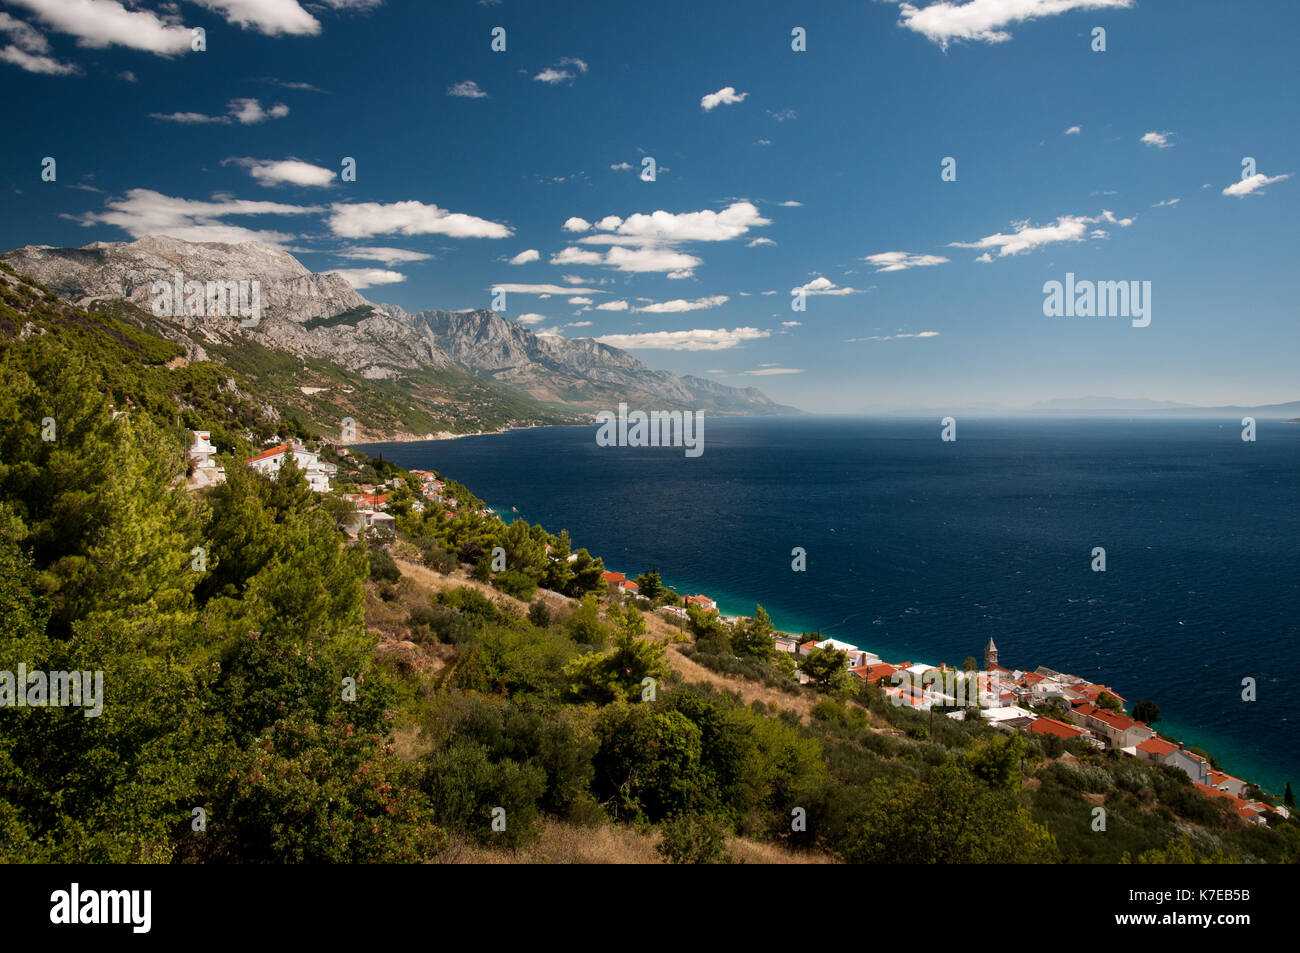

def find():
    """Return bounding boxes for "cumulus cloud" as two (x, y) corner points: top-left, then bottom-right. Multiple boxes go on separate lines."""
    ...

(635, 295), (728, 313)
(551, 245), (704, 276)
(893, 0), (1134, 50)
(567, 296), (593, 305)
(863, 251), (950, 272)
(791, 276), (862, 296)
(562, 217), (591, 232)
(950, 210), (1131, 258)
(595, 300), (629, 311)
(331, 267), (405, 289)
(595, 327), (769, 351)
(327, 200), (512, 239)
(447, 80), (487, 98)
(338, 246), (432, 265)
(189, 0), (320, 36)
(7, 0), (192, 54)
(516, 313), (547, 324)
(1222, 172), (1291, 197)
(1140, 130), (1174, 149)
(0, 43), (75, 73)
(225, 157), (335, 187)
(700, 86), (747, 110)
(509, 248), (540, 265)
(572, 201), (770, 245)
(75, 188), (321, 243)
(1064, 125), (1082, 135)
(493, 282), (600, 295)
(151, 98), (290, 125)
(0, 11), (76, 73)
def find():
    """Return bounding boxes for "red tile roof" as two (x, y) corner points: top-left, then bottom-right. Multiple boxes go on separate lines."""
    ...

(1137, 737), (1178, 757)
(246, 443), (290, 464)
(1028, 717), (1086, 739)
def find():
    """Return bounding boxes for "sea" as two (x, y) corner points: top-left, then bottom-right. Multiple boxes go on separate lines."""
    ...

(361, 416), (1299, 794)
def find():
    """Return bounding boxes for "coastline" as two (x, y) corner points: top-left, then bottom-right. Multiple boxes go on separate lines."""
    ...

(370, 424), (1291, 798)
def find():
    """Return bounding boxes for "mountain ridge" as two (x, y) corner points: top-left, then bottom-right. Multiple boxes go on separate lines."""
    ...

(2, 236), (799, 426)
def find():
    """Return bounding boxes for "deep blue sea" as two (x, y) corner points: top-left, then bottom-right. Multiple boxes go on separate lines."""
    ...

(362, 416), (1299, 794)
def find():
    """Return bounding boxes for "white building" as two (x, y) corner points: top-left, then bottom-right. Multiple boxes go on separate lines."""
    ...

(245, 443), (332, 493)
(187, 430), (226, 489)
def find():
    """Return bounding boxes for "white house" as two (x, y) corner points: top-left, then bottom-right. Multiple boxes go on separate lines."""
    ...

(187, 430), (226, 489)
(245, 443), (332, 493)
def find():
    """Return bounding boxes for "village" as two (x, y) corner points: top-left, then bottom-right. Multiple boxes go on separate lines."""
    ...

(188, 431), (1289, 830)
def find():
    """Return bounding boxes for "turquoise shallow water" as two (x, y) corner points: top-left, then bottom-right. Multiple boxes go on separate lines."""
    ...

(362, 416), (1300, 794)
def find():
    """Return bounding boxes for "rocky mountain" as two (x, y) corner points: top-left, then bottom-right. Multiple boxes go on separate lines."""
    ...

(4, 236), (799, 421)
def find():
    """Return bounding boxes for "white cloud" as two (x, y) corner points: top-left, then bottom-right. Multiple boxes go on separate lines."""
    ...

(151, 98), (290, 125)
(1152, 197), (1180, 208)
(189, 0), (320, 36)
(7, 0), (192, 54)
(1064, 125), (1082, 135)
(552, 245), (703, 276)
(327, 200), (512, 239)
(767, 108), (797, 122)
(226, 157), (335, 187)
(609, 162), (633, 171)
(574, 201), (770, 245)
(516, 313), (547, 324)
(332, 267), (405, 289)
(746, 238), (776, 247)
(791, 276), (862, 296)
(568, 296), (593, 305)
(117, 69), (135, 81)
(0, 44), (75, 73)
(863, 251), (950, 272)
(595, 327), (769, 351)
(338, 246), (433, 265)
(700, 86), (747, 111)
(743, 367), (804, 375)
(1141, 130), (1174, 149)
(1222, 172), (1291, 197)
(950, 210), (1131, 258)
(494, 282), (600, 295)
(75, 188), (321, 243)
(894, 0), (1134, 50)
(781, 320), (801, 327)
(845, 331), (941, 342)
(562, 216), (591, 232)
(566, 320), (592, 328)
(509, 248), (540, 265)
(447, 80), (487, 98)
(229, 98), (290, 124)
(777, 200), (803, 207)
(0, 12), (49, 52)
(595, 300), (629, 311)
(533, 58), (586, 85)
(635, 295), (728, 313)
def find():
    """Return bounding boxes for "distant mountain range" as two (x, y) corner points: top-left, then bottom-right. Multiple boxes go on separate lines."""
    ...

(1, 236), (797, 440)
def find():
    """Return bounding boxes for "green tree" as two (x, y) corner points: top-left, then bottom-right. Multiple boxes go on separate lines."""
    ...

(634, 566), (663, 600)
(1133, 699), (1161, 724)
(800, 644), (852, 695)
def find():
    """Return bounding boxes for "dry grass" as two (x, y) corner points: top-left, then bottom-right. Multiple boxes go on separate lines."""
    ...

(439, 818), (837, 865)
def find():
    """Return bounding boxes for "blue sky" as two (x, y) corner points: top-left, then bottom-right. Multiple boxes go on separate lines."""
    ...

(2, 0), (1296, 413)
